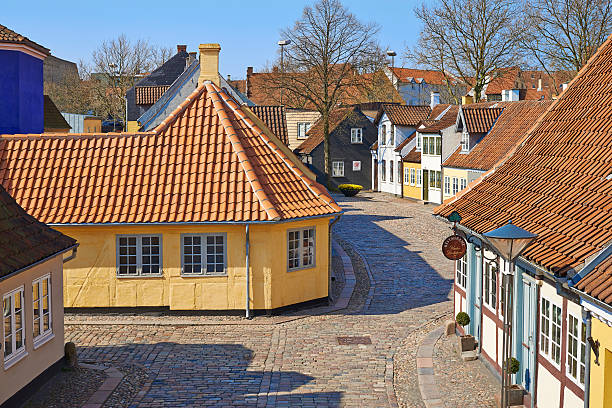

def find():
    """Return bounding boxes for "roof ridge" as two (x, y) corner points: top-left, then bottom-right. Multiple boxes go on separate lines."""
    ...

(153, 83), (207, 134)
(219, 88), (342, 214)
(0, 132), (157, 139)
(205, 82), (281, 221)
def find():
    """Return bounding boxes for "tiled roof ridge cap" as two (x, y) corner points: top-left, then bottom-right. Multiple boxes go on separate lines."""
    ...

(0, 132), (157, 139)
(152, 83), (206, 134)
(220, 88), (342, 214)
(205, 82), (281, 221)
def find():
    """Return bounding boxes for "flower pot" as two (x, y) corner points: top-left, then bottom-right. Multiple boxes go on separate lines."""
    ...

(341, 189), (359, 197)
(508, 384), (525, 406)
(458, 334), (475, 352)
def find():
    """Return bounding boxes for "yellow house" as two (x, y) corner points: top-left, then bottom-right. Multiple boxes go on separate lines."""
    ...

(0, 185), (77, 406)
(401, 153), (422, 200)
(0, 44), (342, 313)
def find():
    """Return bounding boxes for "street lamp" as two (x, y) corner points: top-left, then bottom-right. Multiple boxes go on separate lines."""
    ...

(387, 50), (397, 89)
(483, 220), (537, 408)
(278, 39), (291, 106)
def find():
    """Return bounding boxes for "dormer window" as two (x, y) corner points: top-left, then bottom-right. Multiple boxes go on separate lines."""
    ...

(461, 130), (469, 152)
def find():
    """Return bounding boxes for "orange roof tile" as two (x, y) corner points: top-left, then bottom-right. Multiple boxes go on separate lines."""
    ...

(390, 68), (461, 85)
(250, 105), (288, 146)
(435, 36), (612, 274)
(419, 105), (460, 133)
(485, 67), (522, 95)
(444, 101), (552, 170)
(135, 85), (170, 105)
(0, 24), (50, 56)
(375, 104), (431, 127)
(461, 106), (504, 133)
(296, 107), (355, 154)
(575, 252), (612, 305)
(402, 147), (421, 163)
(0, 82), (341, 224)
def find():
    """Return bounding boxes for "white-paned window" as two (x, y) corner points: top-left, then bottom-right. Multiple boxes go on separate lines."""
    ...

(567, 313), (586, 386)
(390, 126), (395, 146)
(3, 287), (25, 366)
(389, 161), (394, 183)
(398, 162), (403, 185)
(416, 169), (422, 187)
(461, 130), (470, 152)
(460, 178), (467, 190)
(483, 261), (497, 309)
(32, 275), (52, 346)
(182, 234), (226, 275)
(379, 124), (387, 146)
(456, 254), (467, 289)
(381, 161), (386, 181)
(404, 168), (410, 185)
(351, 128), (363, 144)
(410, 168), (416, 185)
(540, 297), (562, 367)
(332, 161), (344, 177)
(116, 235), (162, 276)
(452, 177), (459, 195)
(297, 122), (311, 139)
(288, 227), (315, 271)
(416, 133), (422, 150)
(444, 176), (450, 195)
(352, 161), (361, 171)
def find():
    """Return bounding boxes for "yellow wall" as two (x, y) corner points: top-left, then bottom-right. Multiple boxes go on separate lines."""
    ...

(84, 118), (102, 133)
(126, 120), (140, 133)
(57, 217), (332, 311)
(402, 162), (422, 200)
(0, 256), (65, 405)
(442, 167), (470, 201)
(589, 317), (612, 408)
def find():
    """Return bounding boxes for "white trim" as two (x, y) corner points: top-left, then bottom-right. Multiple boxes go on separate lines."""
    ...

(2, 286), (26, 369)
(287, 227), (316, 272)
(181, 233), (228, 276)
(580, 297), (612, 326)
(332, 161), (345, 177)
(539, 296), (563, 370)
(565, 311), (586, 388)
(0, 43), (47, 60)
(116, 234), (163, 277)
(32, 274), (52, 345)
(3, 349), (27, 370)
(350, 128), (363, 144)
(33, 332), (55, 350)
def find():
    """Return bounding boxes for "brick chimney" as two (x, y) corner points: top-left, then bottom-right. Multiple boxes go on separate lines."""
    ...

(246, 66), (254, 97)
(198, 43), (221, 86)
(177, 44), (187, 53)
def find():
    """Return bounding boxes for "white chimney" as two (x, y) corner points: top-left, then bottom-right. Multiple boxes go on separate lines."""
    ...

(561, 83), (568, 92)
(198, 43), (221, 87)
(430, 92), (440, 109)
(537, 78), (543, 91)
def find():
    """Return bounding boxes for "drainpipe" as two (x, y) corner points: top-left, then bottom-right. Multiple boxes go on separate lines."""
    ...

(63, 246), (78, 263)
(328, 214), (342, 303)
(479, 246), (485, 354)
(583, 309), (592, 408)
(245, 224), (251, 319)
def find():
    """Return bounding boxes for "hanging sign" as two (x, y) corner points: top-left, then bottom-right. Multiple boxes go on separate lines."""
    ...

(442, 234), (467, 260)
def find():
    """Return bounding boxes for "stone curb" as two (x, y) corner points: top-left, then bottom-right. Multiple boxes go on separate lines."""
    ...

(80, 363), (124, 408)
(416, 326), (445, 408)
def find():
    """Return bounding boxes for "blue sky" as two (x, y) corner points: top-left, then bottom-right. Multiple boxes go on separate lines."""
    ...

(4, 0), (422, 78)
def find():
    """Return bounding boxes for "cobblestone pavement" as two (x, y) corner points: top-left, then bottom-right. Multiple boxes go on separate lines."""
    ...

(66, 192), (455, 407)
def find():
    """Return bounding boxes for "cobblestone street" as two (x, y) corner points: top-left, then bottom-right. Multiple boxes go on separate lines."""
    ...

(65, 193), (458, 407)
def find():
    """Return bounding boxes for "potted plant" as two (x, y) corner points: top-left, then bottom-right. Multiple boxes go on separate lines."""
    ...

(507, 357), (525, 406)
(456, 312), (476, 352)
(338, 184), (363, 197)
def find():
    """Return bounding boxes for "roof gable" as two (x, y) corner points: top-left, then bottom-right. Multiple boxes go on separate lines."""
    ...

(0, 24), (50, 56)
(296, 107), (356, 154)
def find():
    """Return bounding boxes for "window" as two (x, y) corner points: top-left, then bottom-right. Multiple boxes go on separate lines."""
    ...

(288, 227), (315, 270)
(3, 287), (25, 366)
(460, 178), (467, 191)
(429, 171), (436, 189)
(381, 161), (386, 181)
(404, 168), (410, 185)
(116, 235), (162, 276)
(332, 161), (344, 177)
(390, 126), (395, 146)
(461, 130), (470, 152)
(540, 297), (562, 366)
(398, 161), (403, 184)
(416, 169), (422, 187)
(410, 168), (416, 185)
(297, 122), (311, 139)
(423, 137), (429, 155)
(567, 313), (586, 385)
(444, 176), (450, 195)
(483, 261), (497, 309)
(379, 124), (387, 146)
(32, 276), (52, 346)
(456, 254), (467, 289)
(389, 161), (394, 183)
(436, 171), (441, 189)
(416, 133), (422, 150)
(351, 128), (363, 144)
(352, 161), (361, 171)
(182, 234), (226, 275)
(436, 136), (442, 155)
(452, 177), (459, 195)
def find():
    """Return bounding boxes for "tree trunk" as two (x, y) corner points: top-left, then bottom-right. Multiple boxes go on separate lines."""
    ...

(323, 110), (331, 189)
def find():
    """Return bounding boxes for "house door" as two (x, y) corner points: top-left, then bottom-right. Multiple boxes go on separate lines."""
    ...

(471, 249), (482, 340)
(373, 159), (378, 191)
(520, 278), (537, 393)
(423, 170), (429, 201)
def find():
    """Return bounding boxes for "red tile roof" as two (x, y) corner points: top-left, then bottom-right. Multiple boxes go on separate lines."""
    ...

(135, 85), (170, 105)
(296, 107), (355, 154)
(402, 147), (421, 163)
(0, 185), (75, 278)
(444, 101), (553, 171)
(0, 82), (341, 224)
(390, 68), (461, 85)
(419, 105), (460, 133)
(376, 104), (431, 127)
(485, 67), (522, 95)
(576, 252), (612, 305)
(435, 36), (612, 275)
(0, 24), (50, 56)
(394, 131), (417, 152)
(250, 105), (288, 146)
(462, 107), (504, 133)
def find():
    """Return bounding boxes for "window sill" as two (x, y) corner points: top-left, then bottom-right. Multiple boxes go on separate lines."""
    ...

(116, 273), (164, 279)
(288, 264), (316, 273)
(180, 273), (228, 278)
(33, 332), (55, 350)
(4, 349), (28, 370)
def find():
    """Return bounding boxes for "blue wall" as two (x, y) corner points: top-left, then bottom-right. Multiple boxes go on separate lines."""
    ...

(0, 50), (44, 134)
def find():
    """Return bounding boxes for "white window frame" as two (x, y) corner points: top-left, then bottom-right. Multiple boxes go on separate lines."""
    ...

(287, 227), (316, 271)
(456, 254), (467, 289)
(403, 167), (410, 185)
(416, 133), (422, 151)
(116, 235), (163, 277)
(483, 260), (497, 311)
(297, 122), (311, 140)
(566, 312), (586, 387)
(389, 161), (394, 183)
(460, 178), (467, 191)
(350, 128), (363, 144)
(3, 287), (27, 369)
(181, 233), (227, 276)
(410, 168), (416, 185)
(381, 160), (386, 181)
(332, 161), (344, 177)
(379, 124), (387, 146)
(416, 169), (422, 187)
(461, 130), (470, 152)
(444, 176), (451, 195)
(397, 161), (403, 185)
(452, 177), (459, 195)
(540, 296), (562, 369)
(389, 125), (395, 146)
(32, 275), (53, 349)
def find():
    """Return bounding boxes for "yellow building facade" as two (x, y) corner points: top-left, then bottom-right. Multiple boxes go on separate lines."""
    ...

(441, 167), (474, 202)
(402, 161), (422, 200)
(589, 317), (612, 408)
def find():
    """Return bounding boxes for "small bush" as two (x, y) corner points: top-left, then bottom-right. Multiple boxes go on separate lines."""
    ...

(456, 311), (470, 327)
(508, 357), (520, 374)
(338, 184), (363, 197)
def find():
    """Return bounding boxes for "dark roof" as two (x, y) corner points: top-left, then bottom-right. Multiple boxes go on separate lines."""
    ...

(250, 106), (288, 145)
(43, 95), (71, 131)
(0, 24), (50, 56)
(0, 185), (75, 278)
(375, 104), (431, 127)
(461, 107), (504, 133)
(435, 35), (612, 275)
(296, 107), (356, 154)
(575, 251), (612, 305)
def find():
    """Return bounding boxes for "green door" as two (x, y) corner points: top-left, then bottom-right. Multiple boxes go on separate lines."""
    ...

(423, 170), (429, 201)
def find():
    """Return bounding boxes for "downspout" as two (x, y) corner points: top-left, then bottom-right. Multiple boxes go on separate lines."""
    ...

(63, 246), (78, 263)
(533, 279), (541, 408)
(328, 214), (342, 303)
(479, 246), (485, 354)
(245, 224), (251, 319)
(583, 309), (592, 408)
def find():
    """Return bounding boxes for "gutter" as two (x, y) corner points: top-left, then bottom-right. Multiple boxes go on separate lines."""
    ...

(245, 224), (251, 319)
(328, 214), (342, 302)
(0, 244), (79, 284)
(583, 309), (592, 408)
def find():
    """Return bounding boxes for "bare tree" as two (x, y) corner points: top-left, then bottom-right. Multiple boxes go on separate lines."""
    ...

(152, 45), (175, 67)
(409, 0), (523, 102)
(265, 0), (383, 187)
(521, 0), (612, 80)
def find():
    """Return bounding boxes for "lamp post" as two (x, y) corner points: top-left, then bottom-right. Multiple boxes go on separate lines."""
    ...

(483, 220), (537, 408)
(386, 50), (397, 89)
(278, 39), (291, 106)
